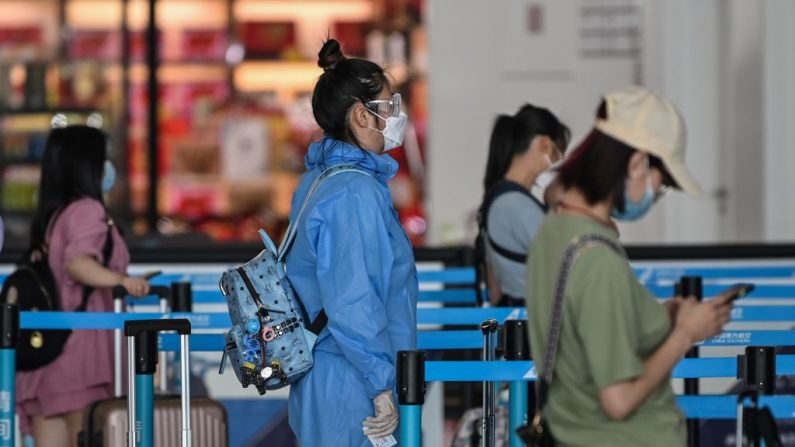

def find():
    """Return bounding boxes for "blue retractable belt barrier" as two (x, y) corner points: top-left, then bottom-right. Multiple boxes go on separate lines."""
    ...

(635, 265), (795, 282)
(417, 307), (526, 324)
(647, 283), (795, 299)
(19, 311), (230, 330)
(676, 395), (795, 419)
(130, 288), (485, 306)
(138, 267), (477, 287)
(130, 284), (795, 306)
(417, 268), (475, 283)
(2, 264), (795, 288)
(423, 357), (795, 381)
(18, 313), (795, 350)
(23, 306), (795, 331)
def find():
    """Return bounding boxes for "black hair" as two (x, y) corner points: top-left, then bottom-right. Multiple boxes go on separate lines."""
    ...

(30, 125), (107, 248)
(483, 115), (514, 193)
(558, 100), (676, 212)
(311, 39), (390, 147)
(482, 104), (571, 194)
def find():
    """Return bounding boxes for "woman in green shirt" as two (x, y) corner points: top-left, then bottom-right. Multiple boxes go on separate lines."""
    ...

(525, 86), (735, 446)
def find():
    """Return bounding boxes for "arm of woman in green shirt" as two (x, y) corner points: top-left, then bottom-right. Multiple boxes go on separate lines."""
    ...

(599, 292), (734, 420)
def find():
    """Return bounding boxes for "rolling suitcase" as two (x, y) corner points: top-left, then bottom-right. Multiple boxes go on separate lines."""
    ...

(79, 287), (227, 447)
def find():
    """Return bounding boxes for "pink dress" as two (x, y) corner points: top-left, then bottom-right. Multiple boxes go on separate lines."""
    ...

(15, 198), (130, 434)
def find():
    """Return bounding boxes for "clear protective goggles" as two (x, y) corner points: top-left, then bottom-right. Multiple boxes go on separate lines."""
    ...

(365, 93), (402, 118)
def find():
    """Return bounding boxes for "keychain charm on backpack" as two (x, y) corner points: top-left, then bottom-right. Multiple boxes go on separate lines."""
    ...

(261, 325), (276, 342)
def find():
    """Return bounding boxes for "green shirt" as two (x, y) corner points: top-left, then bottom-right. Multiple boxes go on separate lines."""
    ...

(526, 213), (685, 447)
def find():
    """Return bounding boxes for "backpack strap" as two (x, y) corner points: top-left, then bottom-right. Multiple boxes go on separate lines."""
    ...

(75, 217), (114, 312)
(480, 181), (546, 263)
(535, 233), (623, 413)
(474, 181), (546, 304)
(277, 165), (373, 335)
(277, 165), (372, 262)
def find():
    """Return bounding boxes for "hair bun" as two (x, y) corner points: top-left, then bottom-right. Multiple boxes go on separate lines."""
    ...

(318, 39), (345, 72)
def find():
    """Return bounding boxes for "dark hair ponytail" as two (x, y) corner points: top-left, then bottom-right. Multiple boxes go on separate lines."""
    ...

(482, 104), (570, 195)
(483, 115), (514, 193)
(311, 39), (389, 146)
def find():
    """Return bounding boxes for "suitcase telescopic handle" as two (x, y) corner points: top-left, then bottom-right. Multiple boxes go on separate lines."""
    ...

(126, 319), (192, 447)
(124, 319), (191, 336)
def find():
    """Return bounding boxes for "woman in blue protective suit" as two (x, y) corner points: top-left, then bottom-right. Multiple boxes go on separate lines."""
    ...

(284, 39), (418, 446)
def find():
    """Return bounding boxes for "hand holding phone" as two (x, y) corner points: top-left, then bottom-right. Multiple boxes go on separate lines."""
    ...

(724, 283), (755, 302)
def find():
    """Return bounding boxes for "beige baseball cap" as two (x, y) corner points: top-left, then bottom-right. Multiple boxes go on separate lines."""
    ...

(594, 86), (702, 196)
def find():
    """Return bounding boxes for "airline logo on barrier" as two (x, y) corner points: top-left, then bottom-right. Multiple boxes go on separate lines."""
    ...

(703, 331), (753, 346)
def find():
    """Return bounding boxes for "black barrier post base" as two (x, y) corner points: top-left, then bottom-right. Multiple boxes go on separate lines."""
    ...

(398, 351), (426, 447)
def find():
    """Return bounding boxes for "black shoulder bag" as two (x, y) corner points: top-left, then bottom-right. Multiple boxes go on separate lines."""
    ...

(517, 234), (622, 446)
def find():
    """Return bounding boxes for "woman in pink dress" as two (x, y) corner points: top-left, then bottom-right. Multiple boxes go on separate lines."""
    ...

(17, 125), (150, 447)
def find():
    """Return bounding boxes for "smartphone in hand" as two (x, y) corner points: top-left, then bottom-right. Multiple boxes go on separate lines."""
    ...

(142, 270), (162, 280)
(724, 283), (755, 302)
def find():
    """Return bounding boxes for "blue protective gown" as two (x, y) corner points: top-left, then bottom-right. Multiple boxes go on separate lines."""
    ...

(285, 137), (418, 447)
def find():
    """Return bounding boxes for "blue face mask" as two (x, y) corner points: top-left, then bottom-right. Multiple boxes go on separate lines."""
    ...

(102, 161), (116, 193)
(611, 170), (655, 222)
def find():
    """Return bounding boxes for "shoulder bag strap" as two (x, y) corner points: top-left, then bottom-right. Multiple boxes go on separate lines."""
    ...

(277, 165), (372, 262)
(275, 165), (372, 335)
(535, 233), (623, 412)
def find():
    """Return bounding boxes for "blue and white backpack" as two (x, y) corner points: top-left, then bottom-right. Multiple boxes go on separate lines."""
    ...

(219, 165), (369, 394)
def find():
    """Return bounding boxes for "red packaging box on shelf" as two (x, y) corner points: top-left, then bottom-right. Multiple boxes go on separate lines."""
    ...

(241, 22), (296, 59)
(332, 22), (368, 57)
(70, 29), (119, 61)
(180, 29), (227, 61)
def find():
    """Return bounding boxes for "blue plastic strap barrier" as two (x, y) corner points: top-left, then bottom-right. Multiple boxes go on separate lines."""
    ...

(18, 308), (524, 330)
(19, 312), (229, 330)
(424, 357), (795, 381)
(142, 268), (479, 286)
(128, 288), (483, 306)
(676, 395), (795, 419)
(3, 264), (795, 287)
(417, 307), (526, 324)
(635, 265), (795, 282)
(154, 329), (795, 352)
(647, 283), (795, 299)
(19, 313), (795, 349)
(128, 284), (795, 307)
(417, 268), (475, 284)
(418, 330), (795, 350)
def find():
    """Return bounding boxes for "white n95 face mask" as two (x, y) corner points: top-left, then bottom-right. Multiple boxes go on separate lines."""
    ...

(535, 169), (557, 191)
(369, 111), (408, 152)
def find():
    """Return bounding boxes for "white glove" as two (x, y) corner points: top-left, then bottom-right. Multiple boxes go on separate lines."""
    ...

(362, 390), (399, 438)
